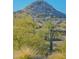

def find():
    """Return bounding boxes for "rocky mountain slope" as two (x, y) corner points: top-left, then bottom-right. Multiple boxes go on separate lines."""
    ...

(15, 0), (66, 18)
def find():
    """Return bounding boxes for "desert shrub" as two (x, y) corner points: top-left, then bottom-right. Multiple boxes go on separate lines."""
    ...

(13, 13), (50, 55)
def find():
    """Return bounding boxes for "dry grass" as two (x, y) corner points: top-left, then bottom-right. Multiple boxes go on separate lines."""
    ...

(13, 47), (39, 59)
(48, 52), (65, 59)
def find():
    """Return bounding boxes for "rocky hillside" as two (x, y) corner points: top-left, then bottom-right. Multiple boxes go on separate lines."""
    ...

(15, 0), (66, 18)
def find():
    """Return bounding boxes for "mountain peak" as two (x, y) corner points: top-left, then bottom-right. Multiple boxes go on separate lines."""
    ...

(17, 0), (66, 18)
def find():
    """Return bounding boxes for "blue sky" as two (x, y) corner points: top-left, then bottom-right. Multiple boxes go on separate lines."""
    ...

(13, 0), (66, 14)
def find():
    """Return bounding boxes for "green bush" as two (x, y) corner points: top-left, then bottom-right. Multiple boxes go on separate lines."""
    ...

(13, 13), (66, 59)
